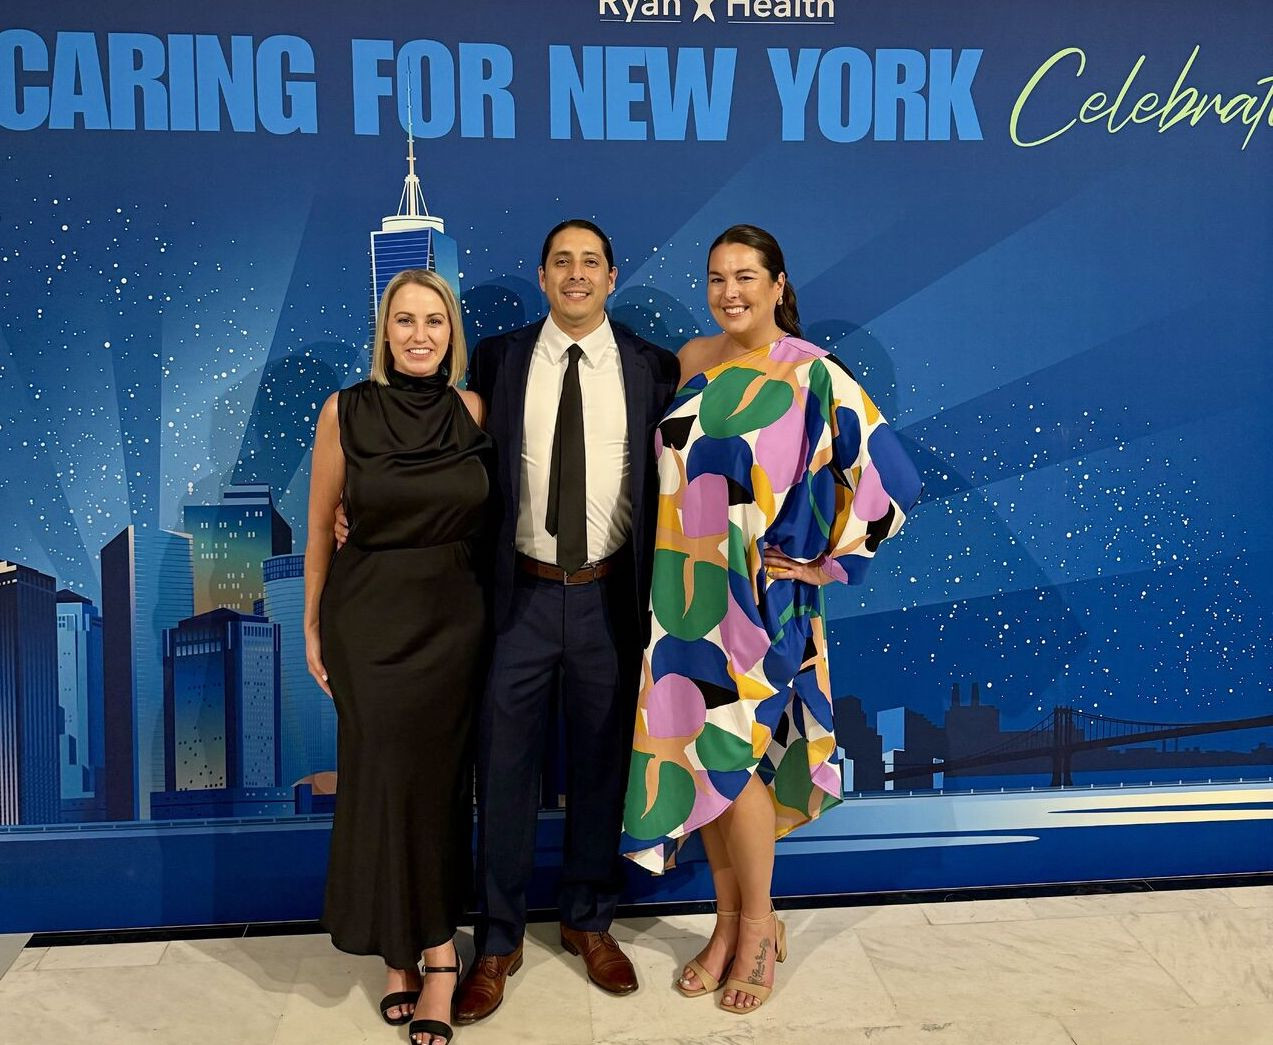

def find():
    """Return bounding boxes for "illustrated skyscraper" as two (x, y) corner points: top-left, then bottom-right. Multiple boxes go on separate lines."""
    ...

(944, 681), (1003, 762)
(262, 554), (336, 786)
(0, 560), (60, 825)
(183, 484), (292, 615)
(832, 695), (885, 793)
(369, 85), (460, 349)
(55, 589), (104, 817)
(101, 526), (193, 820)
(877, 706), (946, 791)
(154, 608), (281, 819)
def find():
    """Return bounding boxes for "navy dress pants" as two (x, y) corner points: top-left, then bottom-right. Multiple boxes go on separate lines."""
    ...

(475, 566), (639, 955)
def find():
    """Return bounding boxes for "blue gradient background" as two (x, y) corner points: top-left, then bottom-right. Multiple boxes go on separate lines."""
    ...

(1, 1), (1270, 928)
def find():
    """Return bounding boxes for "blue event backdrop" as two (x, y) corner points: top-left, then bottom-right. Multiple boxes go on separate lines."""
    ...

(1, 1), (1271, 932)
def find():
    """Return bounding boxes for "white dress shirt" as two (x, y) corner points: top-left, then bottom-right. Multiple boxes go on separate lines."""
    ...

(517, 314), (630, 565)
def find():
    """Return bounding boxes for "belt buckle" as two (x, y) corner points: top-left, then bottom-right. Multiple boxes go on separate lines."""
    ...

(563, 562), (594, 585)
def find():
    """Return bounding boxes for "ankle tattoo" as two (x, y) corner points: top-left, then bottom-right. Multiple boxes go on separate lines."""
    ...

(748, 938), (769, 983)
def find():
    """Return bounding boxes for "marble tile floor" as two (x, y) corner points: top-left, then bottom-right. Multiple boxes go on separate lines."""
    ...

(0, 934), (31, 980)
(1, 886), (1270, 1045)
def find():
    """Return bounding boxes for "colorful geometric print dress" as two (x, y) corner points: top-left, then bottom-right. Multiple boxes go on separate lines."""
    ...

(620, 336), (922, 873)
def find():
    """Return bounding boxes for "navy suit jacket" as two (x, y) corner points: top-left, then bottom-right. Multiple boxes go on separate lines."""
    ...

(468, 317), (679, 648)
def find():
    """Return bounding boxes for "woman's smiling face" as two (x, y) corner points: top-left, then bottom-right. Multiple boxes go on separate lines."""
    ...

(385, 282), (451, 378)
(707, 241), (785, 346)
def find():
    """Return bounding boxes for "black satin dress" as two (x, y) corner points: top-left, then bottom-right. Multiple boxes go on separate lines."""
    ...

(320, 367), (491, 968)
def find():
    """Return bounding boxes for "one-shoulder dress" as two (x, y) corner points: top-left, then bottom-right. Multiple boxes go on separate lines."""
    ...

(621, 337), (921, 872)
(320, 370), (491, 968)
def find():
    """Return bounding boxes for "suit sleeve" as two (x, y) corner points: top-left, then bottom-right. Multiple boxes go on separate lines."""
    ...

(654, 345), (680, 413)
(816, 356), (922, 585)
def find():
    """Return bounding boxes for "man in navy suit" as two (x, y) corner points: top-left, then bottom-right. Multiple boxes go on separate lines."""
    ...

(454, 220), (679, 1022)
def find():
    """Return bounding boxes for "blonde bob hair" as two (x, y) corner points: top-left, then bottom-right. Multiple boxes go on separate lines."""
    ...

(370, 268), (467, 388)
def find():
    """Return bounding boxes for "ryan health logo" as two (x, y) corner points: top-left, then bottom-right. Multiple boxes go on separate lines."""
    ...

(598, 1), (837, 25)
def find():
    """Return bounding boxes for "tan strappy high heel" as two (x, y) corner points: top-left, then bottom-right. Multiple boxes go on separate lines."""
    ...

(719, 910), (787, 1014)
(675, 909), (739, 997)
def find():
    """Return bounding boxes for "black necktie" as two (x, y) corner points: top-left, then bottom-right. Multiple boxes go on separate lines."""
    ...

(546, 343), (587, 571)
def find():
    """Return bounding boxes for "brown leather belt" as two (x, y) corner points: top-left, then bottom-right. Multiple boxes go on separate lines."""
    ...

(517, 553), (619, 585)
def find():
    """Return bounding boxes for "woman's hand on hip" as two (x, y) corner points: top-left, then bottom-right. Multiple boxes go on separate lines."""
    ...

(762, 548), (833, 587)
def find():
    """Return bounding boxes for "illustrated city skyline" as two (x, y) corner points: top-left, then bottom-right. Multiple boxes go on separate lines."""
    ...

(0, 483), (339, 827)
(2, 472), (1270, 831)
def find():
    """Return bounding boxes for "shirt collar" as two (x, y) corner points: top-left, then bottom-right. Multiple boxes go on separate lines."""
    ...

(540, 313), (615, 366)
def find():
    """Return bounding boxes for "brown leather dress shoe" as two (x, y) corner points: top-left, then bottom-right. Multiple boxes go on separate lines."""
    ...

(559, 925), (639, 995)
(452, 943), (524, 1025)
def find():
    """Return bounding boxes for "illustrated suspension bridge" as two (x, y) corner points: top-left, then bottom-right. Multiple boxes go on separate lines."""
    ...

(884, 708), (1273, 786)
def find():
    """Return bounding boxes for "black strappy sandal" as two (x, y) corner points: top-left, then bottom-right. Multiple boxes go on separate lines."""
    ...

(408, 957), (463, 1045)
(379, 988), (418, 1026)
(380, 965), (423, 1026)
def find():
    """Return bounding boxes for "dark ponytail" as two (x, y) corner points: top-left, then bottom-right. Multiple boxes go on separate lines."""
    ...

(709, 224), (802, 338)
(774, 281), (801, 339)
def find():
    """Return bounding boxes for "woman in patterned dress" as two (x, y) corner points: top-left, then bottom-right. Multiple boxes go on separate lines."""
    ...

(620, 225), (921, 1013)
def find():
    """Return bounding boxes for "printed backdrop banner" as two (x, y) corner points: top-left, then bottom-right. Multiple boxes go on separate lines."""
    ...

(1, 1), (1271, 932)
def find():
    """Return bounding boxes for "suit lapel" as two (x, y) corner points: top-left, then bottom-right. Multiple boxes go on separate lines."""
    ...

(616, 327), (649, 520)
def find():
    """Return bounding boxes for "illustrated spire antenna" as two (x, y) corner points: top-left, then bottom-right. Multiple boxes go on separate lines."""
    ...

(371, 63), (454, 355)
(397, 72), (431, 219)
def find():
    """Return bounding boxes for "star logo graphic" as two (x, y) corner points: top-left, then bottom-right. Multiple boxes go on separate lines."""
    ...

(693, 0), (716, 22)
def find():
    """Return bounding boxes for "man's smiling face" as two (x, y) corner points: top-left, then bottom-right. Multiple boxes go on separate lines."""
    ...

(538, 226), (617, 340)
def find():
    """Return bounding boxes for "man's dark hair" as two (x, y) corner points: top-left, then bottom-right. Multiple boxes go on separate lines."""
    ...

(540, 218), (615, 270)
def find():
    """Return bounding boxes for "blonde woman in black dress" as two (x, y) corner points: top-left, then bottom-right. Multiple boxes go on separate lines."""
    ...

(304, 268), (489, 1045)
